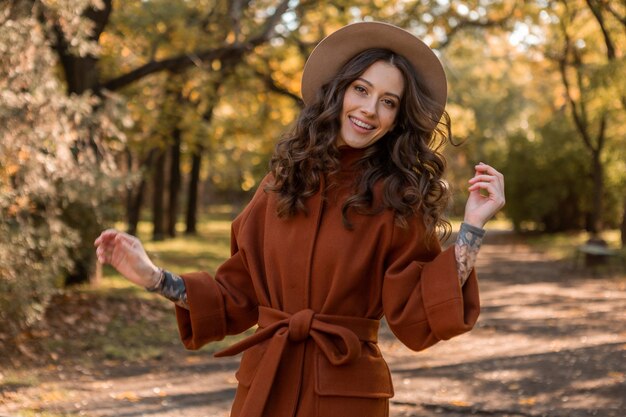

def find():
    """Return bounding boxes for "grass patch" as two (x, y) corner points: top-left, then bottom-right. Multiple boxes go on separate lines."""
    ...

(449, 216), (514, 232)
(4, 215), (238, 372)
(0, 372), (39, 392)
(524, 229), (624, 261)
(15, 411), (76, 417)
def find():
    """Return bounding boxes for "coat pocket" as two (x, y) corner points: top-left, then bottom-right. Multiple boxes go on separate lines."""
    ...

(315, 346), (394, 417)
(234, 340), (269, 387)
(314, 348), (394, 398)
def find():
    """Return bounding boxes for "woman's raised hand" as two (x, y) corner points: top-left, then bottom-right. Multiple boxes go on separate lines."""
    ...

(94, 230), (161, 288)
(463, 163), (506, 229)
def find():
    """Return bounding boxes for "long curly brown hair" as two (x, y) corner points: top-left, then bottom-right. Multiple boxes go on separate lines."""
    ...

(267, 48), (452, 241)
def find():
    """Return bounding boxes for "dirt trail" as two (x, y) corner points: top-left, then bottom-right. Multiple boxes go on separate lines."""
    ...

(2, 231), (625, 417)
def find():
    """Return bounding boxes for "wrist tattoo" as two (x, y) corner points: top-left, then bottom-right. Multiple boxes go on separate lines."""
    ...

(146, 269), (189, 309)
(454, 223), (486, 287)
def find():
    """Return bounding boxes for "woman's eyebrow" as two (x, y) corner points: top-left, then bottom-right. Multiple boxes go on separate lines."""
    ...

(356, 77), (401, 101)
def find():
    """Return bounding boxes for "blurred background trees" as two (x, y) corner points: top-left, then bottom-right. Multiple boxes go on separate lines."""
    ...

(1, 0), (624, 338)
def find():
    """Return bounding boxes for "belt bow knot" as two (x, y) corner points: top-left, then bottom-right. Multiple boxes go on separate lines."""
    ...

(288, 308), (314, 342)
(214, 306), (379, 417)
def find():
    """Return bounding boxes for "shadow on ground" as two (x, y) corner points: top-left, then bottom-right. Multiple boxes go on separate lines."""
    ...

(1, 230), (625, 417)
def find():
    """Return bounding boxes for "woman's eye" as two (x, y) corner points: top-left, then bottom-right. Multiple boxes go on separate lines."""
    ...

(354, 85), (366, 94)
(383, 98), (396, 107)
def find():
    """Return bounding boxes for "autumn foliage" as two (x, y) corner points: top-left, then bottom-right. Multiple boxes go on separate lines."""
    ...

(0, 1), (121, 337)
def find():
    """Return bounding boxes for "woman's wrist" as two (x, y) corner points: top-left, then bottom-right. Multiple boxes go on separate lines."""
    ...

(145, 269), (189, 309)
(462, 216), (486, 229)
(459, 222), (486, 237)
(454, 223), (486, 287)
(145, 267), (164, 291)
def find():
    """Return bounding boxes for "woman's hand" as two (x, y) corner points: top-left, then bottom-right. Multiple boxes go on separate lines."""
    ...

(94, 229), (161, 288)
(463, 162), (505, 229)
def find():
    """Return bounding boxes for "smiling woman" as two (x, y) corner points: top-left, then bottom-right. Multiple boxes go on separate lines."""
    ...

(95, 21), (505, 417)
(337, 60), (404, 149)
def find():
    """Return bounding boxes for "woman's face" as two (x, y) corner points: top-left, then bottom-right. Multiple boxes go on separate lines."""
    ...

(336, 60), (404, 149)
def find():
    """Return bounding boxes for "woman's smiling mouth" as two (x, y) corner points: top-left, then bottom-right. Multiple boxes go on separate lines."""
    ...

(349, 116), (375, 130)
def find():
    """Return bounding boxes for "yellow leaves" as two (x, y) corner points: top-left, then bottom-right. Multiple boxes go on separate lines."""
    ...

(4, 163), (20, 177)
(156, 22), (167, 34)
(518, 397), (538, 405)
(189, 90), (200, 103)
(37, 390), (69, 403)
(110, 388), (168, 402)
(241, 171), (256, 192)
(184, 355), (204, 364)
(120, 46), (132, 58)
(18, 148), (30, 162)
(446, 103), (476, 138)
(111, 391), (141, 402)
(6, 195), (32, 217)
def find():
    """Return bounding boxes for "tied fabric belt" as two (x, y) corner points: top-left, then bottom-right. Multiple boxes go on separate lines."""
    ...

(214, 306), (380, 417)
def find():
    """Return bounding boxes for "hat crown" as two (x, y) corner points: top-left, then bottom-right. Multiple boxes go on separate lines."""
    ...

(301, 21), (447, 126)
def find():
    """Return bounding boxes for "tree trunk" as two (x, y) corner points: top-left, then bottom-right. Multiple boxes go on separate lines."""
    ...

(621, 196), (626, 248)
(124, 147), (136, 231)
(589, 150), (603, 235)
(128, 176), (148, 236)
(47, 2), (113, 286)
(186, 145), (204, 235)
(167, 129), (182, 237)
(126, 149), (157, 235)
(50, 1), (112, 95)
(152, 149), (166, 241)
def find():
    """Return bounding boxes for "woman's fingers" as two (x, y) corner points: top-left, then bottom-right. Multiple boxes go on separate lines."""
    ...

(474, 164), (505, 186)
(468, 176), (502, 190)
(94, 229), (133, 265)
(468, 182), (505, 206)
(475, 162), (503, 175)
(94, 229), (120, 247)
(468, 165), (505, 200)
(468, 180), (496, 195)
(468, 174), (498, 185)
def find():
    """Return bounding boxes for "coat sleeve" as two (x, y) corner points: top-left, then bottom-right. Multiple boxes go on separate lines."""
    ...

(174, 179), (269, 350)
(382, 215), (480, 352)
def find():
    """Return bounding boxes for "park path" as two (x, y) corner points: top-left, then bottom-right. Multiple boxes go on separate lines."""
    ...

(2, 231), (625, 417)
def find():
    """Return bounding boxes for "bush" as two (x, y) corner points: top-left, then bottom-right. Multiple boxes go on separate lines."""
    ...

(502, 115), (623, 233)
(0, 4), (121, 338)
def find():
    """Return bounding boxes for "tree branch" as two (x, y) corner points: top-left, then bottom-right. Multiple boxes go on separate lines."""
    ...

(554, 8), (596, 152)
(558, 51), (594, 152)
(253, 69), (303, 107)
(246, 0), (290, 46)
(585, 0), (616, 59)
(101, 46), (241, 91)
(600, 0), (626, 29)
(84, 0), (113, 42)
(597, 112), (606, 150)
(586, 1), (626, 111)
(436, 3), (518, 49)
(99, 0), (291, 93)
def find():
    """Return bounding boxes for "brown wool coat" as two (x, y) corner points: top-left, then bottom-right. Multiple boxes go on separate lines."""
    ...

(175, 147), (480, 417)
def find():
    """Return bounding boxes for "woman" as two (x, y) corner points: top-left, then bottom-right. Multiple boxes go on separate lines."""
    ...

(95, 22), (505, 417)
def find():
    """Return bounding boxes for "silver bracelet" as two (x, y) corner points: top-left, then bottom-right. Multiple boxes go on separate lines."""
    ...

(145, 268), (165, 292)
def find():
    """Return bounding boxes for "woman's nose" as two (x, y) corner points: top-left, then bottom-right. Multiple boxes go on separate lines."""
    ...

(359, 98), (377, 117)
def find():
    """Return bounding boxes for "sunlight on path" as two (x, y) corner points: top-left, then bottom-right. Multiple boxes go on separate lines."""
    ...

(1, 232), (625, 417)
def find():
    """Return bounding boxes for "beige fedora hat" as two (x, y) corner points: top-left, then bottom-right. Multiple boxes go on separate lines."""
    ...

(301, 21), (447, 118)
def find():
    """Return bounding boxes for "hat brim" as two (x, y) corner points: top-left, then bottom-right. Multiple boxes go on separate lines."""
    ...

(301, 22), (447, 120)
